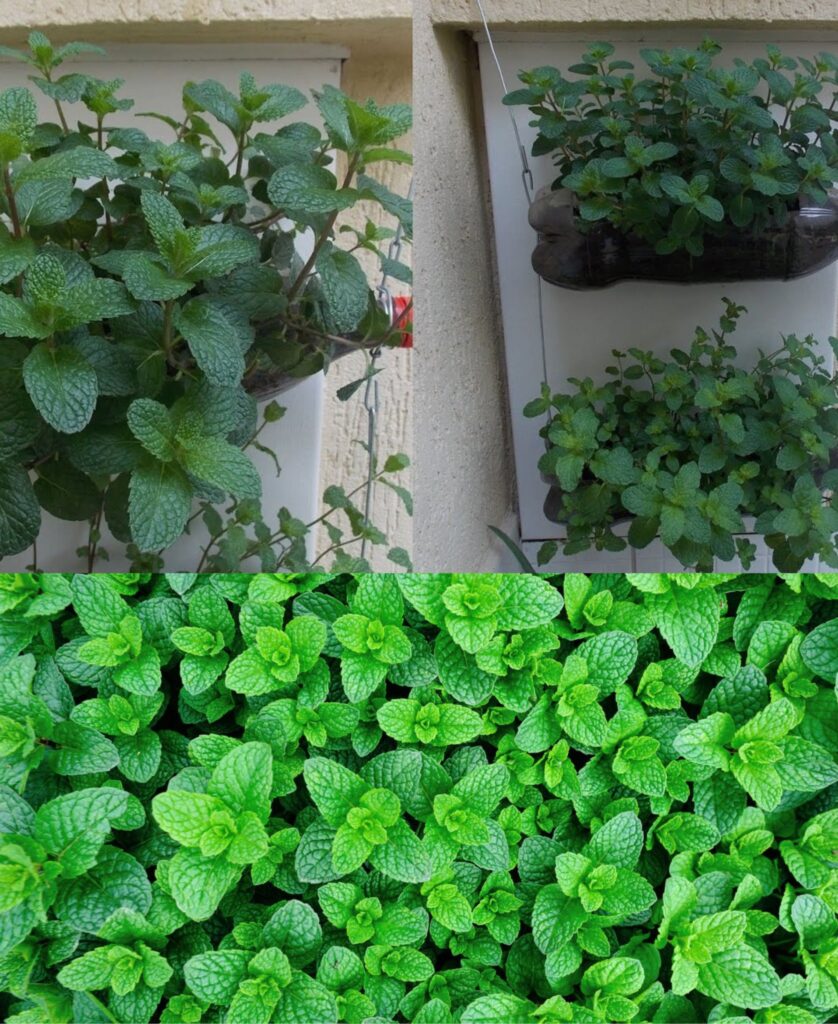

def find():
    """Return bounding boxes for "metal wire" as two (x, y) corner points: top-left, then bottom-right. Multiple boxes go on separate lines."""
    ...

(360, 176), (415, 561)
(473, 0), (554, 479)
(474, 0), (533, 204)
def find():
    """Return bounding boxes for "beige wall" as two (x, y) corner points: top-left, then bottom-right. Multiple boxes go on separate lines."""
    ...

(414, 5), (516, 571)
(332, 53), (413, 565)
(429, 0), (838, 27)
(0, 4), (410, 54)
(414, 0), (838, 571)
(0, 2), (413, 570)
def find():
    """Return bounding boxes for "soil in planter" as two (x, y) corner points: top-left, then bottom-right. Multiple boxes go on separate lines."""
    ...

(529, 189), (838, 289)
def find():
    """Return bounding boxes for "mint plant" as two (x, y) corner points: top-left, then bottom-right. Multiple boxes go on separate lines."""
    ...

(527, 300), (838, 570)
(0, 32), (412, 571)
(505, 40), (838, 256)
(1, 569), (838, 1022)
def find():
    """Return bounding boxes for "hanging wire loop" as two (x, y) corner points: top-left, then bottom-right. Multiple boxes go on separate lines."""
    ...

(360, 176), (415, 561)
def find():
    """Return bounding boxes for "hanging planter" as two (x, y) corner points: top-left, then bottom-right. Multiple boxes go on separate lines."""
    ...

(525, 300), (838, 572)
(243, 326), (364, 401)
(505, 40), (838, 287)
(529, 188), (838, 289)
(0, 32), (413, 570)
(244, 294), (414, 400)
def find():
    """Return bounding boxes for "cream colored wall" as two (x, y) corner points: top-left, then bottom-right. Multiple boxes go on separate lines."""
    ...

(414, 2), (516, 571)
(0, 4), (410, 54)
(430, 0), (838, 27)
(415, 0), (838, 571)
(331, 54), (413, 566)
(0, 2), (412, 570)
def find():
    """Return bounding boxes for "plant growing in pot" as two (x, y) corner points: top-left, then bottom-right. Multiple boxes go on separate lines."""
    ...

(525, 300), (838, 571)
(0, 33), (413, 571)
(504, 40), (838, 288)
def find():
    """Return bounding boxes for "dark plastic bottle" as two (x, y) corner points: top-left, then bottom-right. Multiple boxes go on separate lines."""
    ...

(529, 189), (838, 289)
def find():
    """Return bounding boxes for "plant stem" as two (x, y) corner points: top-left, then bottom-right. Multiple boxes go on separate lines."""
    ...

(42, 67), (70, 133)
(286, 154), (360, 305)
(3, 165), (22, 239)
(234, 131), (246, 178)
(86, 503), (104, 573)
(53, 98), (69, 133)
(311, 534), (363, 567)
(162, 299), (174, 359)
(228, 466), (391, 568)
(196, 531), (221, 573)
(246, 209), (286, 231)
(244, 418), (272, 450)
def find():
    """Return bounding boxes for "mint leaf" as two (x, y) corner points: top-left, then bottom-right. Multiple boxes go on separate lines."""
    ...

(23, 342), (98, 433)
(208, 741), (273, 820)
(696, 944), (782, 1009)
(179, 436), (261, 500)
(175, 299), (247, 387)
(648, 585), (721, 667)
(129, 461), (192, 551)
(183, 950), (250, 1004)
(33, 787), (130, 878)
(168, 846), (241, 921)
(800, 619), (838, 680)
(0, 463), (41, 555)
(3, 567), (836, 1021)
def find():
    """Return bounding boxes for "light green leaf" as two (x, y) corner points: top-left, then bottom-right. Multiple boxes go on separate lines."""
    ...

(168, 846), (241, 921)
(648, 586), (721, 668)
(208, 741), (273, 821)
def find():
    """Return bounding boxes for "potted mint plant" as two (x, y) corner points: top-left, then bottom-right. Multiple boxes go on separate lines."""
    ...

(505, 40), (838, 288)
(525, 301), (838, 571)
(0, 33), (412, 569)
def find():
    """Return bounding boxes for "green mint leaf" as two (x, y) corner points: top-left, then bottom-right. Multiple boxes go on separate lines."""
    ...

(23, 342), (98, 434)
(207, 741), (273, 821)
(648, 585), (721, 667)
(129, 461), (193, 551)
(33, 787), (130, 878)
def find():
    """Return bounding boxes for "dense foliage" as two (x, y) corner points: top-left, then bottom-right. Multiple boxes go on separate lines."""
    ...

(526, 301), (838, 571)
(2, 570), (838, 1023)
(505, 40), (838, 256)
(0, 33), (412, 569)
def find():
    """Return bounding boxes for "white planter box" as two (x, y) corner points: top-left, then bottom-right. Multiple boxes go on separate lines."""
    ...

(477, 30), (838, 551)
(0, 45), (345, 571)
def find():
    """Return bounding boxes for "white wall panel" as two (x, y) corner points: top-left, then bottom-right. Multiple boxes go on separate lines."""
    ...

(0, 45), (343, 570)
(478, 31), (838, 570)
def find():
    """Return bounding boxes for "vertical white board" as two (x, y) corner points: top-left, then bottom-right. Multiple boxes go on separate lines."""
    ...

(478, 31), (838, 569)
(0, 45), (345, 571)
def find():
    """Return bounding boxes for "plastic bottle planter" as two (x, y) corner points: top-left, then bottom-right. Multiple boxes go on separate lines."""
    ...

(529, 189), (838, 290)
(241, 302), (406, 400)
(242, 328), (357, 401)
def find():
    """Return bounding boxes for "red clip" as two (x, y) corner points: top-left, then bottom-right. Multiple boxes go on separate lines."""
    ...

(392, 295), (413, 349)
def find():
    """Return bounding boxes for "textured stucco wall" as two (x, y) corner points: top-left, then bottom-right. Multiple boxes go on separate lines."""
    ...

(430, 0), (838, 27)
(416, 0), (838, 571)
(0, 2), (412, 569)
(414, 0), (516, 571)
(0, 3), (410, 54)
(327, 53), (413, 566)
